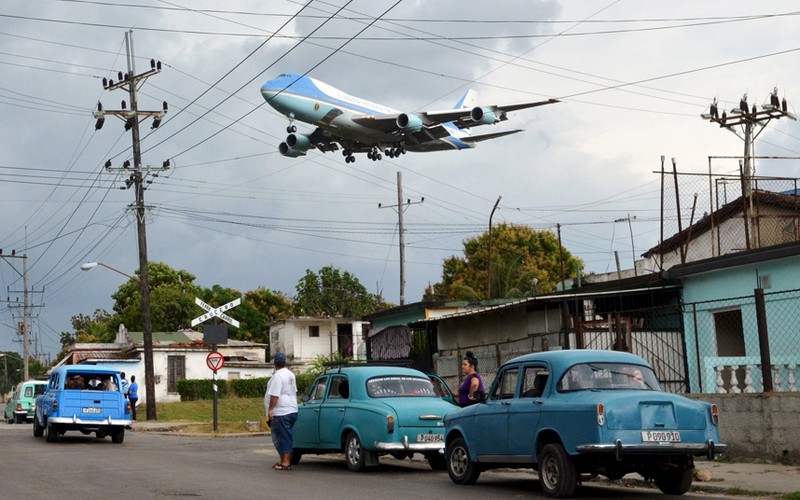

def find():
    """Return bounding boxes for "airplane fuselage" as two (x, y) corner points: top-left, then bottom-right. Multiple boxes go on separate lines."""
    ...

(261, 73), (469, 153)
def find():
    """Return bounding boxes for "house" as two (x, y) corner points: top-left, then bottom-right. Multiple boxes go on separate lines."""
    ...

(407, 274), (683, 392)
(665, 239), (800, 394)
(642, 190), (800, 274)
(267, 317), (369, 364)
(58, 325), (271, 404)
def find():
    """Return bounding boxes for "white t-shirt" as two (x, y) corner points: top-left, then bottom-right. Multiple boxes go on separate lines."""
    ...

(265, 367), (298, 416)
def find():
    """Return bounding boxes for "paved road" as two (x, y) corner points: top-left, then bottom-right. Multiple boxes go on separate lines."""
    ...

(2, 420), (763, 500)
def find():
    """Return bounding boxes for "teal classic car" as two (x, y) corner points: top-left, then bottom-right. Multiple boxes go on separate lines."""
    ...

(292, 365), (457, 471)
(4, 380), (47, 423)
(444, 350), (727, 498)
(33, 365), (131, 443)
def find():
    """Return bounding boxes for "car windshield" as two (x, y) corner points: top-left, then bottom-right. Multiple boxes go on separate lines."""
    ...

(366, 376), (438, 398)
(557, 362), (660, 392)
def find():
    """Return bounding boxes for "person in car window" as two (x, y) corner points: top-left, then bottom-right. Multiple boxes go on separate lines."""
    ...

(458, 351), (485, 407)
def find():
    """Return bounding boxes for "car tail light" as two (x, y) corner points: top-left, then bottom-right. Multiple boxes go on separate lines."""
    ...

(596, 403), (605, 426)
(16, 403), (23, 411)
(386, 415), (395, 433)
(711, 404), (719, 426)
(127, 401), (131, 414)
(52, 400), (58, 411)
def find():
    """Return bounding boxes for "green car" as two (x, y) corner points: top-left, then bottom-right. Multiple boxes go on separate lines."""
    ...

(4, 380), (48, 424)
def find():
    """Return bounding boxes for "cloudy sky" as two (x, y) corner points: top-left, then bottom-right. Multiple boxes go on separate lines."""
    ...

(2, 1), (799, 359)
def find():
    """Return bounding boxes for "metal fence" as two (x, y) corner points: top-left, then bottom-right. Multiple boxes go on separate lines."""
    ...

(682, 287), (800, 394)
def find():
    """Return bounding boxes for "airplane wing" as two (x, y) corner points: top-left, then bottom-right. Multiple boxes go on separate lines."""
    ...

(350, 98), (559, 136)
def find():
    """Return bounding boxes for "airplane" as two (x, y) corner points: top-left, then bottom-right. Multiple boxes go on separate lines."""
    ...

(260, 72), (559, 163)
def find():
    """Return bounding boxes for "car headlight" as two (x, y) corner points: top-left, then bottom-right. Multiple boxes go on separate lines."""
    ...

(711, 404), (719, 426)
(596, 403), (605, 426)
(387, 415), (395, 433)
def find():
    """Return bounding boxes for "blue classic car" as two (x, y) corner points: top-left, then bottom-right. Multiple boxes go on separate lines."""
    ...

(444, 350), (727, 497)
(33, 365), (131, 443)
(292, 365), (457, 471)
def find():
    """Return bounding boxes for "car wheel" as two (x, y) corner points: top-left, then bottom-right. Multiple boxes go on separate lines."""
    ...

(111, 428), (125, 444)
(655, 467), (693, 495)
(446, 437), (480, 485)
(345, 432), (367, 472)
(45, 423), (59, 443)
(538, 443), (578, 498)
(290, 450), (302, 465)
(426, 453), (447, 471)
(33, 416), (44, 437)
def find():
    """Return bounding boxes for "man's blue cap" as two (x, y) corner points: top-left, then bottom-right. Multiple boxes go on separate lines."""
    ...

(274, 352), (286, 363)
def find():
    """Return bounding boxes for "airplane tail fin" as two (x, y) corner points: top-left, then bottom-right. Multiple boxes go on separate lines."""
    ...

(455, 89), (478, 110)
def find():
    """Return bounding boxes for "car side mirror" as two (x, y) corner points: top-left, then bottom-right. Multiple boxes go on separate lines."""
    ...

(475, 390), (487, 403)
(301, 394), (310, 403)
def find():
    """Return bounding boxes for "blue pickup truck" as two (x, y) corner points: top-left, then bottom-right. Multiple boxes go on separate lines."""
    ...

(33, 365), (131, 443)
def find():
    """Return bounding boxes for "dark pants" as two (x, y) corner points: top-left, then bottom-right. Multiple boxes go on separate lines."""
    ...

(129, 398), (138, 420)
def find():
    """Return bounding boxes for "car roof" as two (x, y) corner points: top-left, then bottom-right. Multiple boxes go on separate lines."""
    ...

(51, 365), (121, 375)
(322, 365), (430, 382)
(505, 349), (652, 375)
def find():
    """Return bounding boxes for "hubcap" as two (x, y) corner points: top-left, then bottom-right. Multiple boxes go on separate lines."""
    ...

(450, 446), (468, 476)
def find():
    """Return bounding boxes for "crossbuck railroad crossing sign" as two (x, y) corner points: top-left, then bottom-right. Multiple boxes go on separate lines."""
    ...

(191, 297), (241, 328)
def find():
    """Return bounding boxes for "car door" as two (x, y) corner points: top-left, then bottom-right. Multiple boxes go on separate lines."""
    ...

(507, 364), (549, 460)
(318, 375), (349, 447)
(472, 366), (519, 459)
(293, 375), (328, 447)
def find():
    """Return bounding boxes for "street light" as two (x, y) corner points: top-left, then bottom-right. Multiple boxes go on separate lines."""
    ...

(80, 261), (157, 421)
(80, 261), (138, 281)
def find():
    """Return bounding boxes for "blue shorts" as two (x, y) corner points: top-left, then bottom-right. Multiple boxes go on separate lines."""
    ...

(271, 413), (297, 455)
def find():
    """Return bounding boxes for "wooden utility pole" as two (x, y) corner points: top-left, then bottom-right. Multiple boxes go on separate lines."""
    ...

(92, 30), (168, 421)
(378, 172), (423, 305)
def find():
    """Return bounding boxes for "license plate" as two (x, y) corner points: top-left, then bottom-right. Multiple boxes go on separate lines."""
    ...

(82, 407), (102, 414)
(641, 431), (681, 442)
(417, 433), (444, 443)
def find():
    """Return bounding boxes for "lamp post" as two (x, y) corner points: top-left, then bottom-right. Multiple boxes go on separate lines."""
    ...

(0, 353), (8, 400)
(486, 195), (502, 301)
(80, 261), (157, 420)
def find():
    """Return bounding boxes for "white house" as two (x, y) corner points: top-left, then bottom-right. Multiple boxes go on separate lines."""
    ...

(268, 317), (369, 364)
(58, 325), (271, 404)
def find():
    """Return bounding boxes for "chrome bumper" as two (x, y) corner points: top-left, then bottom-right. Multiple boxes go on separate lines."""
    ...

(576, 439), (728, 461)
(374, 435), (445, 452)
(48, 415), (131, 426)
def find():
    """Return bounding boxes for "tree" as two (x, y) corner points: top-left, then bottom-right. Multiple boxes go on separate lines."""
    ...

(425, 223), (583, 301)
(294, 266), (388, 318)
(110, 261), (202, 332)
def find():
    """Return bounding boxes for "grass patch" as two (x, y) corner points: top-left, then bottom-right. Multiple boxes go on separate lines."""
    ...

(156, 397), (264, 424)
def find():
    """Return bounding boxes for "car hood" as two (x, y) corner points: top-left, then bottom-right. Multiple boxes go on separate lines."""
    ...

(601, 391), (710, 430)
(377, 397), (456, 427)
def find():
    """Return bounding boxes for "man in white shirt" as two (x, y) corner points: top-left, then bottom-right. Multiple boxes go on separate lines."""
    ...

(265, 352), (298, 471)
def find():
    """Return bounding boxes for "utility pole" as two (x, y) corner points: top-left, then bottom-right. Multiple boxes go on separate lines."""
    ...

(701, 89), (796, 197)
(486, 196), (502, 300)
(93, 30), (168, 421)
(0, 251), (30, 380)
(378, 171), (423, 305)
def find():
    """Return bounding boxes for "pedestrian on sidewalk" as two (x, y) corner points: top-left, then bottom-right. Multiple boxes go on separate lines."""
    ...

(265, 352), (298, 471)
(128, 375), (139, 421)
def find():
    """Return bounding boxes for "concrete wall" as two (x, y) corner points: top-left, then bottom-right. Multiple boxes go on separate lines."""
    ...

(687, 392), (800, 464)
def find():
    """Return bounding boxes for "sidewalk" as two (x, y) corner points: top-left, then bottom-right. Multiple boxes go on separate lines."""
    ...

(132, 420), (799, 496)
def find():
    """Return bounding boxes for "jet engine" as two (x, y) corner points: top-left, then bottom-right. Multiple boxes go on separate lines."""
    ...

(279, 133), (312, 157)
(396, 113), (424, 132)
(470, 106), (498, 125)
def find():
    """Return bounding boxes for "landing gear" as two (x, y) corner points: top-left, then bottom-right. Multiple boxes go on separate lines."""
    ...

(286, 124), (297, 133)
(342, 148), (355, 163)
(367, 147), (382, 161)
(384, 142), (406, 158)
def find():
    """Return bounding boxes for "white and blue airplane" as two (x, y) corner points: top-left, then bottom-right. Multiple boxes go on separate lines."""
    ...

(260, 72), (558, 163)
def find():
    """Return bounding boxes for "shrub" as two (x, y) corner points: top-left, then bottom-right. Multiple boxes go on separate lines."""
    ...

(230, 377), (269, 398)
(177, 379), (229, 401)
